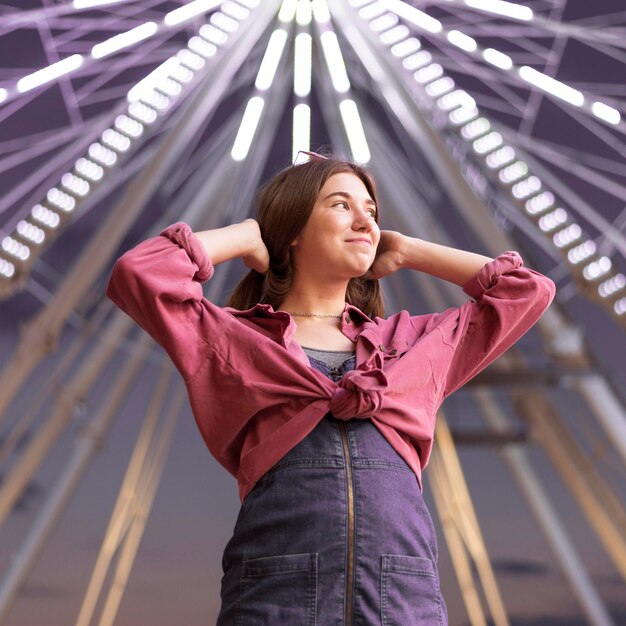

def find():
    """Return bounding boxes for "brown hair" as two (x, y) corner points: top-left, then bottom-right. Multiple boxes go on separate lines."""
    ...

(226, 152), (384, 319)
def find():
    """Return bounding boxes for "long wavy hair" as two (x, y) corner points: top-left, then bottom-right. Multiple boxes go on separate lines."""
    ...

(226, 153), (384, 319)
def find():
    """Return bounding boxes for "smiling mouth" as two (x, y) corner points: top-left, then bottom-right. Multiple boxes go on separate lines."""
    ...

(346, 239), (371, 245)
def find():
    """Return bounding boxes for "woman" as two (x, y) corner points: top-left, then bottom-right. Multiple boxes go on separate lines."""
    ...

(106, 152), (555, 625)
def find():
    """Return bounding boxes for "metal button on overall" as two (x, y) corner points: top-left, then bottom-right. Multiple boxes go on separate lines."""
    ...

(217, 354), (447, 626)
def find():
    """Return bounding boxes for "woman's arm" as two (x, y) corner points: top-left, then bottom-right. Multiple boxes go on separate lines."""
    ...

(369, 230), (493, 285)
(106, 220), (267, 380)
(193, 219), (269, 273)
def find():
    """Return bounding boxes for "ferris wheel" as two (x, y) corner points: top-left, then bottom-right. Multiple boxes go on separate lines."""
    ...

(0, 1), (624, 625)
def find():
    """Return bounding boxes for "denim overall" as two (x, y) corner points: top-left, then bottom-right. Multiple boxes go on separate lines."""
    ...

(217, 353), (447, 626)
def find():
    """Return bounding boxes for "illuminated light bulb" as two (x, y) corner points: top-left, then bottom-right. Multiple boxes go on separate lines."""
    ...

(17, 54), (83, 92)
(31, 204), (60, 228)
(359, 2), (385, 20)
(403, 50), (431, 70)
(591, 102), (621, 125)
(339, 99), (370, 163)
(255, 30), (288, 91)
(598, 274), (626, 298)
(391, 37), (420, 57)
(614, 297), (626, 315)
(91, 22), (157, 59)
(128, 101), (158, 124)
(0, 258), (15, 278)
(511, 176), (541, 199)
(47, 187), (76, 212)
(380, 25), (409, 45)
(115, 114), (144, 138)
(312, 0), (331, 23)
(211, 12), (239, 32)
(292, 103), (311, 163)
(232, 96), (265, 161)
(128, 58), (179, 102)
(2, 236), (31, 260)
(582, 256), (612, 281)
(483, 48), (513, 70)
(222, 1), (249, 20)
(379, 0), (442, 33)
(414, 63), (443, 84)
(552, 224), (581, 248)
(296, 0), (313, 25)
(88, 142), (118, 166)
(485, 146), (516, 169)
(524, 191), (554, 215)
(164, 0), (224, 27)
(278, 0), (298, 22)
(449, 106), (478, 125)
(17, 220), (45, 245)
(320, 32), (350, 93)
(567, 240), (596, 264)
(464, 0), (533, 22)
(61, 173), (90, 197)
(447, 30), (477, 52)
(102, 128), (132, 152)
(177, 49), (205, 70)
(425, 77), (454, 98)
(294, 33), (312, 97)
(75, 158), (104, 182)
(519, 66), (584, 106)
(141, 91), (170, 111)
(199, 24), (228, 45)
(156, 78), (182, 97)
(188, 36), (217, 58)
(437, 89), (475, 112)
(460, 117), (490, 140)
(498, 160), (528, 184)
(370, 13), (398, 32)
(538, 208), (568, 232)
(170, 63), (194, 84)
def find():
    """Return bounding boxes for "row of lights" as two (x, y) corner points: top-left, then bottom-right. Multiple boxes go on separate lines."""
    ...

(0, 1), (258, 284)
(231, 0), (370, 165)
(348, 0), (626, 320)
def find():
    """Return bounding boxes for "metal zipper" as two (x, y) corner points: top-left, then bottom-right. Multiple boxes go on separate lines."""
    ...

(338, 420), (355, 626)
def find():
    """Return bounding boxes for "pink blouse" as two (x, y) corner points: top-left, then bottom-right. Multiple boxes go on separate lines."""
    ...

(106, 222), (556, 501)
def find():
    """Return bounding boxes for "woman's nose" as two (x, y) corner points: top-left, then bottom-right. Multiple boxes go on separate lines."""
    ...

(352, 207), (374, 230)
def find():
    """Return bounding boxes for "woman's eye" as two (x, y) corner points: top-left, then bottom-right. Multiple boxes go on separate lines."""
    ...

(334, 201), (349, 209)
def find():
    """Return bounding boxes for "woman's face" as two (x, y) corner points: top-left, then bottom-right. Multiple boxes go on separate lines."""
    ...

(291, 172), (380, 280)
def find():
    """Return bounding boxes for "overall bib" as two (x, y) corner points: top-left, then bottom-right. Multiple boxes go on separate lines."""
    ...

(217, 352), (447, 626)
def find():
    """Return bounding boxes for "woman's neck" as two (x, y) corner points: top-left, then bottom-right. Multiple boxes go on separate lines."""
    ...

(278, 279), (348, 317)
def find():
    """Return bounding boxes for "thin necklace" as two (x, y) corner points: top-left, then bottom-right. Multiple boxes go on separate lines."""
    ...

(287, 312), (343, 319)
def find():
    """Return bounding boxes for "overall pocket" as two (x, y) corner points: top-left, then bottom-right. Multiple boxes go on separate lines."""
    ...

(236, 553), (318, 626)
(380, 554), (443, 626)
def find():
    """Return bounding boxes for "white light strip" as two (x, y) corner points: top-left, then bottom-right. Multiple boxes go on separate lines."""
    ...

(379, 0), (442, 33)
(482, 47), (512, 70)
(447, 30), (476, 52)
(591, 101), (621, 125)
(294, 33), (312, 97)
(164, 0), (224, 27)
(0, 88), (6, 103)
(278, 0), (298, 22)
(339, 99), (370, 163)
(519, 65), (585, 107)
(255, 29), (288, 91)
(127, 58), (179, 102)
(17, 55), (84, 93)
(91, 22), (157, 59)
(296, 0), (313, 25)
(464, 0), (533, 22)
(311, 0), (331, 23)
(320, 31), (350, 93)
(293, 103), (311, 162)
(232, 96), (265, 161)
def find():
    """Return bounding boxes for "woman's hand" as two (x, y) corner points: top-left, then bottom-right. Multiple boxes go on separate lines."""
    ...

(367, 230), (407, 279)
(241, 218), (270, 274)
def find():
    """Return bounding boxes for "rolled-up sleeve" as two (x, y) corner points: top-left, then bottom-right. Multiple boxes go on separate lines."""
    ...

(439, 251), (556, 400)
(105, 222), (215, 379)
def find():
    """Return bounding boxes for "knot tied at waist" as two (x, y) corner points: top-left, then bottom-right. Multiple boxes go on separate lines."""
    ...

(329, 368), (388, 419)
